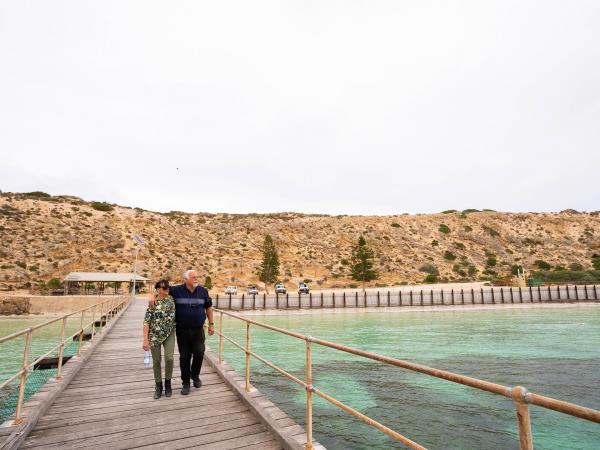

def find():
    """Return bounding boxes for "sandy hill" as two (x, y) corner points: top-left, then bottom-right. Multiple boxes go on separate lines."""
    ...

(0, 192), (598, 292)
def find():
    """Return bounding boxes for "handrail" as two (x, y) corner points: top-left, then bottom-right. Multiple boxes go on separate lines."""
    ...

(213, 308), (600, 450)
(0, 295), (130, 425)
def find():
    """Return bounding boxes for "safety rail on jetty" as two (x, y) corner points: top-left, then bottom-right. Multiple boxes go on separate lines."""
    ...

(214, 307), (600, 450)
(213, 284), (600, 310)
(0, 296), (129, 426)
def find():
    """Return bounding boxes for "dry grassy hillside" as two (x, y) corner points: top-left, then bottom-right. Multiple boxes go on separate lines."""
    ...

(0, 192), (599, 292)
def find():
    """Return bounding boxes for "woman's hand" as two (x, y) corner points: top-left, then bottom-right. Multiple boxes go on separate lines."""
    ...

(143, 341), (150, 351)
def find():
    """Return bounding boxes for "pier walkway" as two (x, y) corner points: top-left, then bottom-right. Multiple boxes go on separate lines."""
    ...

(7, 299), (312, 450)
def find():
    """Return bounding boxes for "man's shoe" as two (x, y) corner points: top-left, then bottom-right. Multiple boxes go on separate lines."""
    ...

(164, 379), (172, 397)
(154, 382), (163, 400)
(181, 382), (190, 395)
(192, 377), (202, 388)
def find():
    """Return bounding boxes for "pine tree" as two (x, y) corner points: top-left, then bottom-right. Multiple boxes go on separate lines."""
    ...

(258, 235), (280, 294)
(203, 275), (212, 290)
(350, 235), (378, 290)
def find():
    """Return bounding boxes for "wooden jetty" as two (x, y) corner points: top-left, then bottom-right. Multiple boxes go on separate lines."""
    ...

(2, 299), (318, 450)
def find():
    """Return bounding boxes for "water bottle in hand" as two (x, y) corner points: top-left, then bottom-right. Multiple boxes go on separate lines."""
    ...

(144, 350), (151, 368)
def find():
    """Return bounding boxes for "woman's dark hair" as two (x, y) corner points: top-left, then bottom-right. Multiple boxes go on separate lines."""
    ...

(154, 279), (170, 290)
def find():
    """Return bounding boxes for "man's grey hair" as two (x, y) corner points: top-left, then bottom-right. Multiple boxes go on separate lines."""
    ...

(183, 269), (196, 281)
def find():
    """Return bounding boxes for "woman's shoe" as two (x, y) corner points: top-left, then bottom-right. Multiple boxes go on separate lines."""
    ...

(154, 381), (163, 399)
(164, 379), (172, 397)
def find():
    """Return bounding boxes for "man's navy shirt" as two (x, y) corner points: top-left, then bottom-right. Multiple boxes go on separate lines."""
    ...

(168, 284), (212, 329)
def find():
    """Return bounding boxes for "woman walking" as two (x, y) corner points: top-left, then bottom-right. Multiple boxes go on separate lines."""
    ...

(143, 279), (176, 399)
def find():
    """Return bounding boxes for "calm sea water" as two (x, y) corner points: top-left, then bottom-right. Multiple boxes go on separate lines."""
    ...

(215, 305), (600, 450)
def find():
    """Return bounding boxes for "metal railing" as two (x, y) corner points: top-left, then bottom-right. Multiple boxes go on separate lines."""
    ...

(0, 296), (129, 425)
(213, 284), (600, 310)
(213, 308), (600, 450)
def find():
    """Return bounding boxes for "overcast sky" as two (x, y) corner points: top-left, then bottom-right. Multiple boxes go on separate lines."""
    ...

(1, 1), (599, 215)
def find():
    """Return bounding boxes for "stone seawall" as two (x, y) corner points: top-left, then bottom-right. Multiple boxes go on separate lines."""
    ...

(0, 295), (126, 315)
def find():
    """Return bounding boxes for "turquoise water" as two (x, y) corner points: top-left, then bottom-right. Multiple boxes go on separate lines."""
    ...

(215, 305), (600, 449)
(0, 316), (86, 423)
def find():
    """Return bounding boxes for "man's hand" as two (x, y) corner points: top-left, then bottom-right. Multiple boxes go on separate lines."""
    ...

(207, 324), (215, 336)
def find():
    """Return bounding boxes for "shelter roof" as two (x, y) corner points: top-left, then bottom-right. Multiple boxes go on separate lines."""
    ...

(64, 272), (149, 282)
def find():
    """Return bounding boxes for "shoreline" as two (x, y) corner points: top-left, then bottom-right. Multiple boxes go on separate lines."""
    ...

(224, 301), (600, 317)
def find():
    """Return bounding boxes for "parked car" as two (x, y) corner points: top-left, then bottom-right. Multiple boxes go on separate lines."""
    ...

(275, 283), (287, 294)
(247, 285), (259, 295)
(298, 282), (309, 294)
(225, 285), (237, 295)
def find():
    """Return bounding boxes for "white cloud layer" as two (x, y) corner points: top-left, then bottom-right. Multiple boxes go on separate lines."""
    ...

(1, 1), (599, 214)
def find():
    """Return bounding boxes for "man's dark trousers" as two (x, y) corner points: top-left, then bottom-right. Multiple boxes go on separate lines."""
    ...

(176, 327), (205, 383)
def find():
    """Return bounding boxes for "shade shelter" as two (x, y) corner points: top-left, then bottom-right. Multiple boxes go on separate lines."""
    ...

(63, 272), (149, 295)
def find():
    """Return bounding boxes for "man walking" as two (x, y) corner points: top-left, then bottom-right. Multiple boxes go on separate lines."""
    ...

(151, 269), (214, 394)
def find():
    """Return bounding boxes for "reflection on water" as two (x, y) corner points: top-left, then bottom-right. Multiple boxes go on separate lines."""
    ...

(217, 306), (600, 449)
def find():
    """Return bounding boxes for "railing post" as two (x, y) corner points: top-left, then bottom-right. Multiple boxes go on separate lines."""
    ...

(309, 292), (312, 308)
(91, 304), (96, 341)
(99, 302), (105, 334)
(420, 290), (423, 306)
(242, 293), (245, 310)
(512, 386), (533, 450)
(218, 311), (223, 364)
(461, 288), (464, 305)
(77, 310), (84, 356)
(56, 317), (67, 379)
(387, 290), (390, 307)
(451, 289), (454, 305)
(333, 292), (336, 308)
(377, 290), (380, 307)
(13, 329), (32, 425)
(245, 322), (251, 392)
(343, 291), (346, 308)
(305, 338), (313, 450)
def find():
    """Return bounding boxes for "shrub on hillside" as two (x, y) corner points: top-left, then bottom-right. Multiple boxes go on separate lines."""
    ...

(438, 224), (450, 234)
(441, 210), (457, 214)
(569, 263), (584, 271)
(444, 251), (456, 261)
(534, 260), (552, 270)
(390, 222), (400, 228)
(23, 191), (52, 199)
(431, 240), (439, 247)
(419, 263), (439, 276)
(482, 225), (500, 237)
(91, 201), (114, 212)
(532, 269), (600, 283)
(424, 274), (438, 283)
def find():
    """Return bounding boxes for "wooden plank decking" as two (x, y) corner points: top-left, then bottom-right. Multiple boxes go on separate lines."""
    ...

(16, 299), (312, 449)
